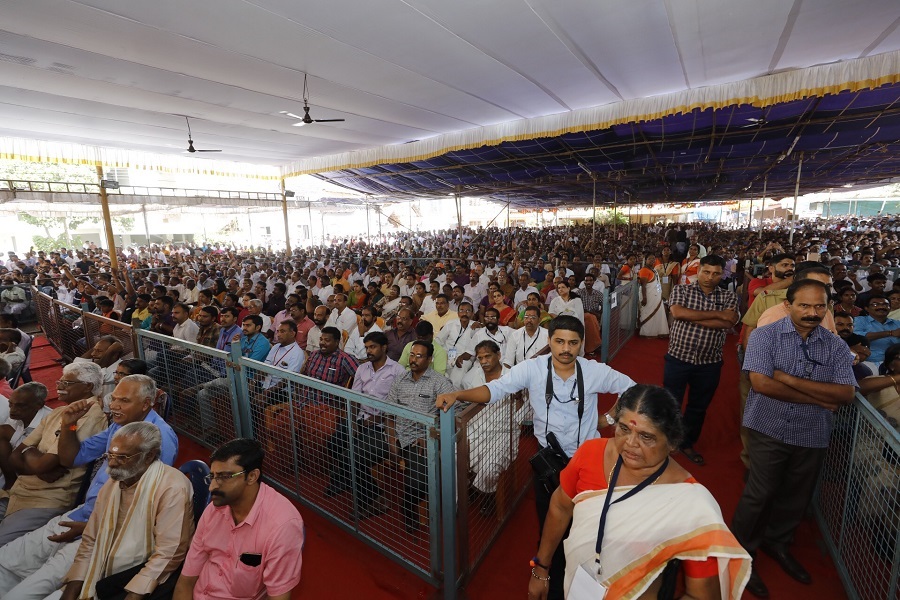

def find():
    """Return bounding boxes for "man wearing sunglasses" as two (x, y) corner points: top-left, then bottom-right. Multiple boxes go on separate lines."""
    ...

(173, 438), (304, 600)
(0, 374), (178, 600)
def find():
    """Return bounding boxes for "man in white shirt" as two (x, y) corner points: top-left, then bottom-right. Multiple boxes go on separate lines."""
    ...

(438, 302), (480, 387)
(399, 273), (418, 298)
(463, 274), (486, 308)
(326, 294), (359, 349)
(468, 307), (512, 365)
(252, 321), (305, 406)
(171, 303), (199, 343)
(306, 305), (329, 354)
(505, 306), (549, 368)
(418, 281), (441, 316)
(513, 274), (539, 309)
(0, 383), (54, 489)
(244, 298), (271, 334)
(344, 306), (383, 360)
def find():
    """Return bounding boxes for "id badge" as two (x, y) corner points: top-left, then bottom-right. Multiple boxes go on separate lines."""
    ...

(569, 560), (608, 600)
(661, 276), (669, 284)
(447, 347), (458, 361)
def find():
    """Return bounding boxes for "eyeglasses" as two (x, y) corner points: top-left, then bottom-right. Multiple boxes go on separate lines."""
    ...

(57, 379), (90, 387)
(204, 470), (247, 485)
(102, 451), (142, 462)
(869, 303), (890, 308)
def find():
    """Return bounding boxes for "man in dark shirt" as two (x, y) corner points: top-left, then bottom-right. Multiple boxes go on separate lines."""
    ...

(386, 308), (417, 362)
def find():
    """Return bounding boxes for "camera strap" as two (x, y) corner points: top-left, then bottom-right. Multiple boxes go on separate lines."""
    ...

(543, 356), (585, 446)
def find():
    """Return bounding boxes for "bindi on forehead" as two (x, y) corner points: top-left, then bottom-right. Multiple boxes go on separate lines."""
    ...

(629, 420), (637, 427)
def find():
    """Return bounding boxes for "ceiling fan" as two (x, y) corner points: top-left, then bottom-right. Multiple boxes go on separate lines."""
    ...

(280, 73), (346, 127)
(183, 116), (222, 153)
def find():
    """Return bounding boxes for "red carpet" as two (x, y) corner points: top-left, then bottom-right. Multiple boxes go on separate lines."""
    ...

(27, 333), (846, 599)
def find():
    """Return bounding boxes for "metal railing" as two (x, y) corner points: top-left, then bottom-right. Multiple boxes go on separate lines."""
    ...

(600, 279), (639, 363)
(455, 393), (536, 582)
(132, 328), (458, 596)
(815, 394), (900, 600)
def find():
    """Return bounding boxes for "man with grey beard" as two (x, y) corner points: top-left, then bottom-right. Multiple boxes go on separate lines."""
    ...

(60, 422), (193, 600)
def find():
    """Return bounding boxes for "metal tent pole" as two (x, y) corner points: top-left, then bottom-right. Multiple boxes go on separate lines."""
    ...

(759, 177), (767, 232)
(280, 178), (291, 255)
(142, 203), (151, 245)
(788, 153), (804, 246)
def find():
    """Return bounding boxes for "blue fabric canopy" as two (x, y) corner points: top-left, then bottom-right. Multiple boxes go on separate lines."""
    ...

(314, 82), (900, 207)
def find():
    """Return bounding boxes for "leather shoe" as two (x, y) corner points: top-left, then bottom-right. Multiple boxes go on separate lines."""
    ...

(761, 545), (811, 584)
(745, 570), (769, 598)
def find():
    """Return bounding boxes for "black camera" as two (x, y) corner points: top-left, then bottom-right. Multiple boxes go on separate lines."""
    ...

(529, 432), (570, 494)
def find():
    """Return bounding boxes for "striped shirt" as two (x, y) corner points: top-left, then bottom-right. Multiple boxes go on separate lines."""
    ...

(743, 317), (856, 448)
(667, 283), (737, 365)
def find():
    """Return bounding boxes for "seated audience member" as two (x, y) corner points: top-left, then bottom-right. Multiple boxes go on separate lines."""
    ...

(0, 329), (25, 373)
(860, 343), (900, 431)
(385, 307), (417, 361)
(59, 422), (193, 600)
(252, 321), (305, 407)
(398, 320), (448, 374)
(0, 315), (31, 383)
(0, 383), (53, 490)
(73, 335), (125, 398)
(835, 313), (876, 380)
(326, 293), (358, 348)
(302, 327), (359, 388)
(854, 294), (900, 365)
(504, 305), (549, 368)
(173, 438), (304, 600)
(420, 294), (459, 334)
(344, 305), (383, 361)
(0, 362), (108, 546)
(437, 301), (480, 387)
(0, 357), (13, 400)
(0, 374), (178, 600)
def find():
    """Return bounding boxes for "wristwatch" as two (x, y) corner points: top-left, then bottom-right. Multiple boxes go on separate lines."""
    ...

(604, 413), (615, 426)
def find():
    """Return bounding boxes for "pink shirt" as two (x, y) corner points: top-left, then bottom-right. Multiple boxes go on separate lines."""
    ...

(182, 483), (304, 599)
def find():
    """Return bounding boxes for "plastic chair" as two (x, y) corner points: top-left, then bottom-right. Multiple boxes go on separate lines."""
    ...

(179, 460), (211, 524)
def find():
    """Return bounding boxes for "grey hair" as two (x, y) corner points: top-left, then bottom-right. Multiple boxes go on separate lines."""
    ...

(113, 421), (162, 456)
(98, 335), (120, 346)
(119, 374), (156, 403)
(248, 299), (263, 310)
(0, 357), (9, 378)
(62, 361), (104, 396)
(15, 382), (49, 405)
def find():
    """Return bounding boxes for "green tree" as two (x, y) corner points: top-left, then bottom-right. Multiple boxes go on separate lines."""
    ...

(0, 160), (96, 183)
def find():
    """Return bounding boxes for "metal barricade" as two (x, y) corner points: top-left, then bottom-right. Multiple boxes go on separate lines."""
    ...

(0, 284), (37, 324)
(234, 355), (446, 585)
(51, 298), (88, 362)
(82, 312), (137, 360)
(455, 393), (537, 581)
(600, 279), (639, 363)
(815, 394), (900, 600)
(135, 329), (242, 449)
(32, 290), (60, 355)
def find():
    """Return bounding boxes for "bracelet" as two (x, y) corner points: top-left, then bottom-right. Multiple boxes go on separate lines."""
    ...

(891, 375), (898, 386)
(530, 556), (550, 570)
(68, 424), (78, 432)
(531, 567), (550, 582)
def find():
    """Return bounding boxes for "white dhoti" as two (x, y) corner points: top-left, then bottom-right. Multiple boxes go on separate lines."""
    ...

(0, 513), (79, 600)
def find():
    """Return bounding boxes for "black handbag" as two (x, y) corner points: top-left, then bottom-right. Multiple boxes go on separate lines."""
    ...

(529, 357), (584, 494)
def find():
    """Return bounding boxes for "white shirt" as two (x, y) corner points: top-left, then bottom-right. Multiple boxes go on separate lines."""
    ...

(578, 281), (606, 294)
(464, 283), (486, 307)
(327, 307), (359, 345)
(463, 364), (509, 390)
(549, 296), (585, 324)
(73, 357), (121, 398)
(419, 295), (438, 316)
(173, 318), (200, 343)
(436, 319), (479, 355)
(344, 323), (383, 360)
(262, 342), (305, 389)
(485, 355), (635, 456)
(513, 286), (539, 307)
(505, 327), (549, 367)
(0, 404), (53, 489)
(471, 325), (512, 360)
(317, 285), (334, 305)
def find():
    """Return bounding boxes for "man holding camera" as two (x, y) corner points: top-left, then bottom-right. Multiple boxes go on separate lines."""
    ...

(437, 315), (634, 600)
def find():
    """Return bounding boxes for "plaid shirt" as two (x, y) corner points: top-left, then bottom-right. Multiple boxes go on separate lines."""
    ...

(743, 317), (856, 448)
(196, 323), (221, 348)
(385, 368), (455, 447)
(302, 349), (359, 387)
(666, 283), (737, 364)
(580, 288), (603, 314)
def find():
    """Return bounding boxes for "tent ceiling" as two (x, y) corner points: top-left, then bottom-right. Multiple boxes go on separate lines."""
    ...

(1, 0), (900, 203)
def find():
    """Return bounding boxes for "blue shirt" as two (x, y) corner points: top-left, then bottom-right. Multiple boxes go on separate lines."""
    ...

(240, 333), (270, 362)
(66, 410), (178, 523)
(853, 315), (900, 365)
(485, 355), (635, 457)
(743, 317), (856, 448)
(216, 324), (241, 352)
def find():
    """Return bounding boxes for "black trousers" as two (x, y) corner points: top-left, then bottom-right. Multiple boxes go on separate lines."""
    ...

(354, 421), (389, 504)
(400, 444), (428, 529)
(663, 354), (723, 449)
(731, 428), (826, 554)
(534, 472), (571, 600)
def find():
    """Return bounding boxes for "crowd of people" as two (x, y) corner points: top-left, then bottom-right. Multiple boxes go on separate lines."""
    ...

(0, 213), (897, 598)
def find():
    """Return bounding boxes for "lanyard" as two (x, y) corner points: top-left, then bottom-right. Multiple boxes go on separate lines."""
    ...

(544, 357), (584, 445)
(272, 343), (297, 366)
(594, 455), (669, 559)
(242, 334), (260, 357)
(454, 322), (470, 347)
(486, 328), (506, 345)
(522, 330), (539, 362)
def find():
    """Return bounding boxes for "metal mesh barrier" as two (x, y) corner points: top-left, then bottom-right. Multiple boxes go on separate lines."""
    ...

(32, 290), (60, 354)
(601, 279), (639, 363)
(456, 392), (537, 576)
(52, 299), (88, 362)
(135, 329), (241, 449)
(82, 313), (137, 360)
(236, 358), (443, 582)
(815, 395), (900, 599)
